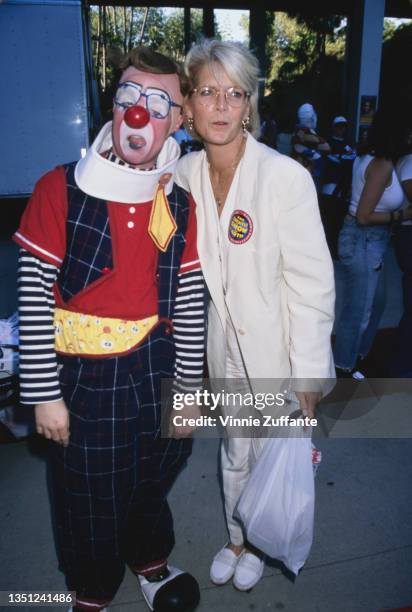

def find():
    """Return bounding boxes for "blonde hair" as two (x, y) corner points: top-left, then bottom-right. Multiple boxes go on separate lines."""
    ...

(185, 39), (260, 136)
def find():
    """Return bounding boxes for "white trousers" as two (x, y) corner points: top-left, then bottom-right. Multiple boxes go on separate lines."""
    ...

(221, 434), (268, 545)
(220, 320), (302, 545)
(220, 331), (267, 546)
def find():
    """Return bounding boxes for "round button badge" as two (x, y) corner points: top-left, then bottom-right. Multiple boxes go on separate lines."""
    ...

(228, 210), (253, 244)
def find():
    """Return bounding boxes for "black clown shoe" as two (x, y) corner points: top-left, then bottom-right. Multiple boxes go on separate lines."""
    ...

(138, 566), (200, 612)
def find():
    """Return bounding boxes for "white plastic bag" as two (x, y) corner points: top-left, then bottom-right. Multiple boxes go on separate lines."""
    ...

(236, 436), (314, 576)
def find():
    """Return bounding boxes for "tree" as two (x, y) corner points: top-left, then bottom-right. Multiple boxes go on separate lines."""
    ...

(264, 12), (344, 83)
(239, 12), (249, 41)
(292, 13), (343, 65)
(155, 9), (206, 62)
(90, 7), (215, 93)
(242, 10), (411, 134)
(90, 7), (165, 91)
(383, 18), (398, 41)
(246, 12), (345, 132)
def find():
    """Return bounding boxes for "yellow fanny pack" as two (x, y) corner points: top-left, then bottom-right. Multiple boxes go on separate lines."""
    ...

(54, 307), (159, 356)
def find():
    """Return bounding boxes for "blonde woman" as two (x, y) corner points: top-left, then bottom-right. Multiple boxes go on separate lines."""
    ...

(175, 40), (335, 591)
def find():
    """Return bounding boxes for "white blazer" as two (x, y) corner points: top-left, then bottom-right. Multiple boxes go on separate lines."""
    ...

(176, 134), (335, 391)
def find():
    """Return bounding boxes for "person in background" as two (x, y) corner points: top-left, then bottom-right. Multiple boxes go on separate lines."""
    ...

(333, 108), (411, 379)
(291, 102), (330, 187)
(360, 98), (375, 126)
(389, 125), (412, 376)
(319, 116), (356, 259)
(173, 124), (197, 156)
(177, 39), (335, 593)
(321, 116), (356, 200)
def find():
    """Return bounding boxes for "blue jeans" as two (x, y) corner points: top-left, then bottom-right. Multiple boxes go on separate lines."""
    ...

(333, 216), (390, 370)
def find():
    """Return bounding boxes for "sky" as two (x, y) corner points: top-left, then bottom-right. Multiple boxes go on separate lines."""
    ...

(163, 7), (249, 41)
(197, 11), (410, 44)
(215, 9), (248, 42)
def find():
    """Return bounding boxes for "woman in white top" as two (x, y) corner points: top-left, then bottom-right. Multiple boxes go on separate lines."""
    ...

(175, 40), (335, 592)
(333, 110), (412, 377)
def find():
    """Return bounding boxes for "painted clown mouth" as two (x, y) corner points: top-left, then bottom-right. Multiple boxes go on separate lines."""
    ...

(127, 135), (147, 150)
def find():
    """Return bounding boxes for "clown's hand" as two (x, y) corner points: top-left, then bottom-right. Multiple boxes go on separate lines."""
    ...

(170, 402), (201, 439)
(35, 400), (70, 447)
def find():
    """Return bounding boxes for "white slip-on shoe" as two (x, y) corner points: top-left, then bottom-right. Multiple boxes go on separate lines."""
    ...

(233, 551), (265, 591)
(138, 565), (200, 611)
(210, 545), (245, 585)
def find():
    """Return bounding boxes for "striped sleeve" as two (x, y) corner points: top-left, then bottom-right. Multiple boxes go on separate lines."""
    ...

(172, 266), (206, 392)
(17, 249), (62, 405)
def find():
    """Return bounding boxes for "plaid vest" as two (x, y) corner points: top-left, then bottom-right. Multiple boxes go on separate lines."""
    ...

(57, 162), (190, 320)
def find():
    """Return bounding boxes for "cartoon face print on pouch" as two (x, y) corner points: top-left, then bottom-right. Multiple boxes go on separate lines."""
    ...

(112, 66), (183, 168)
(228, 210), (254, 244)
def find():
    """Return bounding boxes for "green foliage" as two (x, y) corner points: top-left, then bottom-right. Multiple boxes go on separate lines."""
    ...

(154, 9), (206, 62)
(264, 14), (411, 133)
(268, 54), (345, 133)
(239, 12), (249, 38)
(266, 12), (345, 83)
(261, 13), (346, 133)
(89, 7), (411, 132)
(383, 18), (398, 41)
(90, 6), (209, 93)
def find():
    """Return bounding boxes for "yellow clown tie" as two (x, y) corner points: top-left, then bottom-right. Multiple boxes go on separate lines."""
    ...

(148, 173), (177, 252)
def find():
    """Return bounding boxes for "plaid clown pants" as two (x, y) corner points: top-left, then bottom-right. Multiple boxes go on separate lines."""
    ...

(49, 322), (192, 603)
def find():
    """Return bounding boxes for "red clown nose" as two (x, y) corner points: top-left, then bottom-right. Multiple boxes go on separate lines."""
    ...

(124, 105), (150, 129)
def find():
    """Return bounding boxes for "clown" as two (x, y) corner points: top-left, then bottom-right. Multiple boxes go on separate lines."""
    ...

(14, 48), (205, 612)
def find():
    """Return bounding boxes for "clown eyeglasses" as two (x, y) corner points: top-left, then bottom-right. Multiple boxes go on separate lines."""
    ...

(114, 81), (182, 119)
(191, 86), (250, 108)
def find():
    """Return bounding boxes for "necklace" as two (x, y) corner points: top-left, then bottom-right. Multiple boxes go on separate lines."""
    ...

(207, 136), (246, 210)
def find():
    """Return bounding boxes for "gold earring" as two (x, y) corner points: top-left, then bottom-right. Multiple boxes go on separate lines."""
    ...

(187, 117), (194, 132)
(242, 117), (250, 133)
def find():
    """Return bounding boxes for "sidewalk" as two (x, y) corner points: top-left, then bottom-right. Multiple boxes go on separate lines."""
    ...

(1, 436), (412, 612)
(1, 245), (411, 611)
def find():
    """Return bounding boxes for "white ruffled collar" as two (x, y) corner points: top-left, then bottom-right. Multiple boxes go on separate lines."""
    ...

(74, 122), (180, 204)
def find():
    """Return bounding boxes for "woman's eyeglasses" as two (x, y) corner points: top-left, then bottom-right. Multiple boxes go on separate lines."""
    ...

(191, 86), (250, 108)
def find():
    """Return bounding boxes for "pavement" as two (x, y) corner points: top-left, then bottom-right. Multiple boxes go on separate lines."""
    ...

(1, 244), (412, 612)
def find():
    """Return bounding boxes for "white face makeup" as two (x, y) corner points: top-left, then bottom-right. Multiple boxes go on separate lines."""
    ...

(118, 119), (154, 156)
(112, 67), (183, 168)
